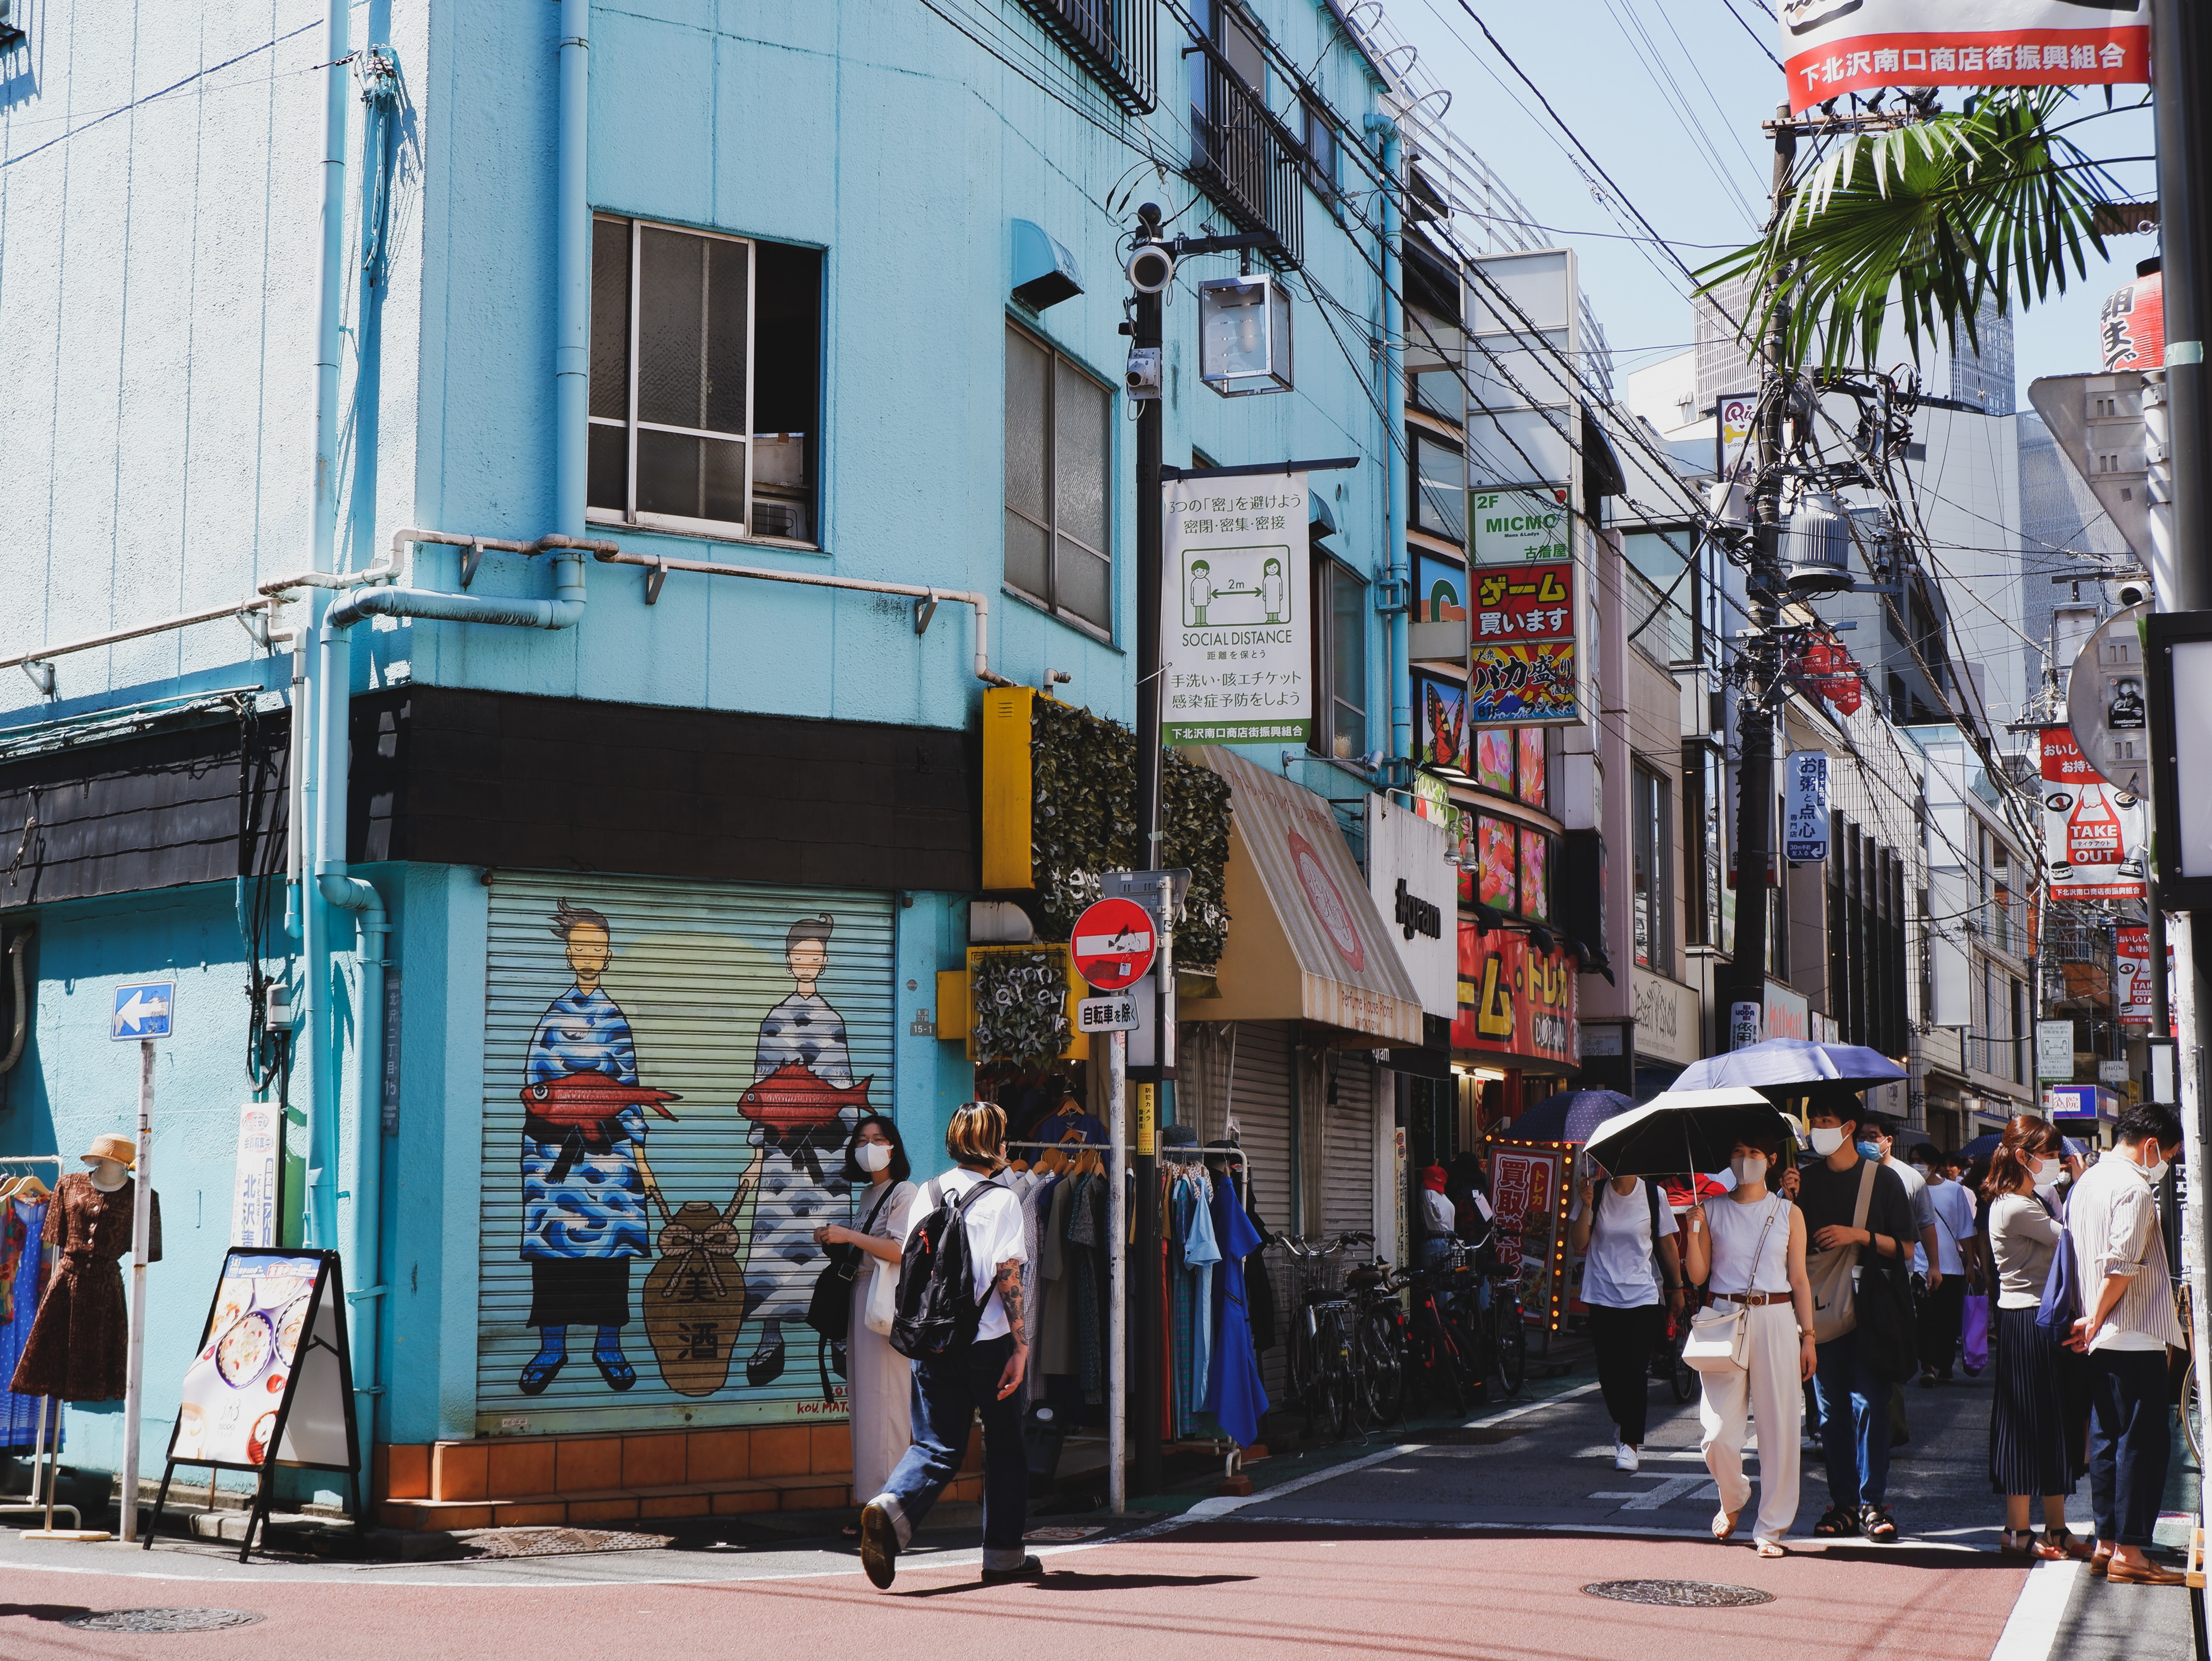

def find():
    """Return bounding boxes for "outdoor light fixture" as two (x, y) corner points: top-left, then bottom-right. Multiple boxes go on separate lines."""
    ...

(1197, 274), (1292, 397)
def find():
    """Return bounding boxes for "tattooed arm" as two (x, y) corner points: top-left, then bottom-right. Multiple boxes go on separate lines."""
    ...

(993, 1257), (1028, 1399)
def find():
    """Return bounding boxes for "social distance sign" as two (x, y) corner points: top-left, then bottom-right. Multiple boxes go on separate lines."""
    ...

(1162, 474), (1311, 746)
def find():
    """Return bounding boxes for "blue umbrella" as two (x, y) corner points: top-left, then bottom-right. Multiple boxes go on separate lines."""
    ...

(1673, 1037), (1907, 1097)
(1507, 1089), (1636, 1144)
(1962, 1131), (2089, 1164)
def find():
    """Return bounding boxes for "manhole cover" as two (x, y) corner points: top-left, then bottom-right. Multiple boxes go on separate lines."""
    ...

(1583, 1580), (1775, 1608)
(64, 1609), (267, 1633)
(450, 1526), (673, 1559)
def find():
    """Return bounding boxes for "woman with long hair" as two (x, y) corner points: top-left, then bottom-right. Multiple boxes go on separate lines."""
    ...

(813, 1115), (916, 1535)
(1680, 1126), (1817, 1557)
(1983, 1114), (2092, 1559)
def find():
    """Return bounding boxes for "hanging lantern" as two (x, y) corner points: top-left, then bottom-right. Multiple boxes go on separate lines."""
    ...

(1197, 274), (1293, 397)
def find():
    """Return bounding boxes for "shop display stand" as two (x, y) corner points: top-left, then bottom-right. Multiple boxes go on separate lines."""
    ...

(3, 1156), (104, 1541)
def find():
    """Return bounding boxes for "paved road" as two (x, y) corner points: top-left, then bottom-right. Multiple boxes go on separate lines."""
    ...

(0, 1358), (2194, 1658)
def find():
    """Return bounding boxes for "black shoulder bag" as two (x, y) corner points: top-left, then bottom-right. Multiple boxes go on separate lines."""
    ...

(805, 1181), (898, 1341)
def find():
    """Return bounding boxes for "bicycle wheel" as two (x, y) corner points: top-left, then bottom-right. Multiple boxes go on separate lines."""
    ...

(1668, 1318), (1697, 1404)
(2184, 1363), (2201, 1466)
(1492, 1291), (1527, 1399)
(1359, 1305), (1406, 1426)
(1320, 1323), (1358, 1441)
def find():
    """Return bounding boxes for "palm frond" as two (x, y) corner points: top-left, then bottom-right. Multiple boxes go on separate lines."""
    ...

(1696, 89), (2126, 372)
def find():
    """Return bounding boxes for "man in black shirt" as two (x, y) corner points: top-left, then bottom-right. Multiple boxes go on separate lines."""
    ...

(1794, 1097), (1917, 1542)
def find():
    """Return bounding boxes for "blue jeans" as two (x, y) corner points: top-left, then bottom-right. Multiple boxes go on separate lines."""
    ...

(1813, 1328), (1891, 1510)
(868, 1334), (1029, 1571)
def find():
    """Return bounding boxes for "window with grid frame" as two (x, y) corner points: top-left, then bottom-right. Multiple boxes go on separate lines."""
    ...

(1004, 323), (1114, 633)
(1308, 554), (1367, 760)
(587, 214), (821, 543)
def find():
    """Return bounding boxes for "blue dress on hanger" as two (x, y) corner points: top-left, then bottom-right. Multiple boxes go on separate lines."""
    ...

(1202, 1175), (1268, 1450)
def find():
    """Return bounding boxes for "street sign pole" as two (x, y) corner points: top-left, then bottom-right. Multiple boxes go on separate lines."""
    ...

(1106, 1022), (1127, 1516)
(121, 1037), (153, 1543)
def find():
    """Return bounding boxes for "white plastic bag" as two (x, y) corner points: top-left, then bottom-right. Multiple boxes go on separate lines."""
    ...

(864, 1255), (897, 1336)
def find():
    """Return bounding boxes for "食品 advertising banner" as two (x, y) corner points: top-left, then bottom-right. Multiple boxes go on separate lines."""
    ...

(2040, 727), (2147, 903)
(1782, 0), (2148, 113)
(1467, 561), (1580, 728)
(2117, 923), (2153, 1026)
(1163, 475), (1311, 745)
(171, 1250), (355, 1473)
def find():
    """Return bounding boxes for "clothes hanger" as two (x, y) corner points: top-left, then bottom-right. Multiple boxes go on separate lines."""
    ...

(0, 1177), (22, 1204)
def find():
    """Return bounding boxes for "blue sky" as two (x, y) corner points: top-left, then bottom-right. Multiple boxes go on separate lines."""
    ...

(1380, 0), (2163, 398)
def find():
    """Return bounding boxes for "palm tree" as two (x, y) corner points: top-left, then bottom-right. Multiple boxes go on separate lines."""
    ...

(1698, 89), (2132, 371)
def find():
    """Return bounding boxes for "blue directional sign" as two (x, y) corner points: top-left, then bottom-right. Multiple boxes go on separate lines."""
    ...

(111, 981), (175, 1040)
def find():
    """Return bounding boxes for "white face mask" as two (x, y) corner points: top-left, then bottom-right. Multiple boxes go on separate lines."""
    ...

(855, 1140), (894, 1174)
(1731, 1153), (1768, 1188)
(1808, 1126), (1848, 1157)
(2142, 1153), (2170, 1185)
(2029, 1157), (2060, 1189)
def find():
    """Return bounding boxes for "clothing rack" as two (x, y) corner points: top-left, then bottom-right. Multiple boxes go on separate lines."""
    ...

(0, 1158), (80, 1532)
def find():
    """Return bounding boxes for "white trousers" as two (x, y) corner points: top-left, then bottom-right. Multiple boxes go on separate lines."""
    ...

(1698, 1302), (1803, 1546)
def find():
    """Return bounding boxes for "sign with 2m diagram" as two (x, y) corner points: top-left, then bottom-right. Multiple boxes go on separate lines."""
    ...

(1162, 474), (1311, 745)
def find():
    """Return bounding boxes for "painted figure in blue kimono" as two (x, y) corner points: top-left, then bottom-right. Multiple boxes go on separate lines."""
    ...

(734, 914), (868, 1386)
(517, 900), (666, 1395)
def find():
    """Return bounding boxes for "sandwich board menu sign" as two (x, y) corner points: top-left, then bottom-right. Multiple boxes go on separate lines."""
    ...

(148, 1248), (359, 1560)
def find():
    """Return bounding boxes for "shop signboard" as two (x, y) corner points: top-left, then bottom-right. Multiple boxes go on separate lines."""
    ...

(2117, 923), (2153, 1026)
(1763, 978), (1809, 1042)
(1467, 561), (1581, 728)
(1632, 970), (1702, 1068)
(2036, 1018), (2077, 1082)
(1781, 0), (2147, 114)
(231, 1103), (280, 1249)
(2046, 1083), (2114, 1122)
(2067, 606), (2152, 798)
(2040, 727), (2147, 902)
(1469, 485), (1569, 567)
(1162, 472), (1311, 745)
(1364, 795), (1457, 1021)
(1782, 752), (1830, 862)
(1487, 1146), (1562, 1331)
(1452, 921), (1577, 1066)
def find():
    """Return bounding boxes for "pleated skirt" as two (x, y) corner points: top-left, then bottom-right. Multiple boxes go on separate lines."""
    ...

(1989, 1302), (2077, 1498)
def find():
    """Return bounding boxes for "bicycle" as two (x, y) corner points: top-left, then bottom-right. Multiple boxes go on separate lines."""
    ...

(1400, 1253), (1480, 1416)
(1340, 1238), (1407, 1428)
(1467, 1249), (1527, 1400)
(1277, 1233), (1364, 1442)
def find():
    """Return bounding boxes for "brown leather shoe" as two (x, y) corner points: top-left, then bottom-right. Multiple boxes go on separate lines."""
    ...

(2104, 1559), (2186, 1587)
(2089, 1545), (2113, 1578)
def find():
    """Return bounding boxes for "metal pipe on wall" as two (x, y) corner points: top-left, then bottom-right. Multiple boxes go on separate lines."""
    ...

(1368, 117), (1409, 769)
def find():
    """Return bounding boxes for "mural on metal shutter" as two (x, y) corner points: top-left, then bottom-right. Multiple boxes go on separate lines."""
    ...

(480, 872), (896, 1433)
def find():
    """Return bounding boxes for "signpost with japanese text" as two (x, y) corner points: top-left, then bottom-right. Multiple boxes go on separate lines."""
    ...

(1162, 474), (1310, 745)
(1783, 752), (1830, 862)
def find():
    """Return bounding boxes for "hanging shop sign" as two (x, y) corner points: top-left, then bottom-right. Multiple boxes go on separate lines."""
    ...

(1631, 970), (1702, 1068)
(2117, 924), (2153, 1027)
(2040, 726), (2147, 903)
(1782, 751), (1830, 862)
(230, 1103), (280, 1249)
(1781, 0), (2148, 114)
(1451, 921), (1578, 1068)
(2046, 1083), (2115, 1123)
(1364, 794), (1457, 1021)
(1469, 486), (1569, 567)
(2067, 604), (2152, 799)
(2146, 611), (2212, 912)
(2035, 1018), (2077, 1082)
(1162, 473), (1311, 745)
(1467, 561), (1581, 728)
(2101, 268), (2164, 375)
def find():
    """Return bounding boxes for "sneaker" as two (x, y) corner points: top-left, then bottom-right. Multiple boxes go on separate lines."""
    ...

(980, 1553), (1045, 1586)
(1613, 1442), (1640, 1473)
(859, 1501), (899, 1589)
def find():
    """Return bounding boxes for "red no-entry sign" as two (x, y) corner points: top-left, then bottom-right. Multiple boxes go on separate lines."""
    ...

(1070, 897), (1157, 992)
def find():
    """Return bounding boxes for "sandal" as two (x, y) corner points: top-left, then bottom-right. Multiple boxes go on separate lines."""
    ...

(1860, 1504), (1899, 1542)
(1713, 1506), (1745, 1542)
(1999, 1529), (2037, 1559)
(1755, 1540), (1788, 1558)
(2042, 1528), (2095, 1561)
(1813, 1506), (1859, 1538)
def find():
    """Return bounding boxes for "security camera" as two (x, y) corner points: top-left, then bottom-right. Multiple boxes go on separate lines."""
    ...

(1125, 346), (1163, 400)
(2108, 576), (2152, 609)
(1126, 242), (1176, 295)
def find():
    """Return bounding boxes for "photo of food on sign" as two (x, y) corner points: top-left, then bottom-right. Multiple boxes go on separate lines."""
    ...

(173, 1252), (324, 1468)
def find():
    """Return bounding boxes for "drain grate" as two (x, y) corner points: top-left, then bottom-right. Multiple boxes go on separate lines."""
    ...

(451, 1526), (674, 1559)
(64, 1609), (267, 1633)
(1583, 1580), (1775, 1609)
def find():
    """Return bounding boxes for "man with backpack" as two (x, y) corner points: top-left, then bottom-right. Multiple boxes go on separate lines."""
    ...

(859, 1101), (1037, 1590)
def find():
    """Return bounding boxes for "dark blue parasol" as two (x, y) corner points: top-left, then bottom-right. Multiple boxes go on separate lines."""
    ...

(1506, 1089), (1637, 1145)
(1961, 1130), (2089, 1164)
(1673, 1037), (1907, 1098)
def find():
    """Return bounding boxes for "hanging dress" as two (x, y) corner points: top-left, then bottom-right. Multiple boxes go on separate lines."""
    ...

(1202, 1171), (1268, 1450)
(0, 1194), (55, 1450)
(11, 1173), (162, 1402)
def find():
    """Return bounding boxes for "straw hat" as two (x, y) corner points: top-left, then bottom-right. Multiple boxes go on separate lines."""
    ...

(81, 1133), (136, 1169)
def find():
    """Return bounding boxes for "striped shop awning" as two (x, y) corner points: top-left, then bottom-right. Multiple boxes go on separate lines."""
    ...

(1181, 748), (1421, 1045)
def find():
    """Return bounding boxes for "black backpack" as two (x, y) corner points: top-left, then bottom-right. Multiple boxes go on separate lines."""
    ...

(889, 1175), (1004, 1362)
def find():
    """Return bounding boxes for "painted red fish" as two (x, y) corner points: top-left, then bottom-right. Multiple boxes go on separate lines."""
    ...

(737, 1062), (872, 1132)
(520, 1072), (682, 1133)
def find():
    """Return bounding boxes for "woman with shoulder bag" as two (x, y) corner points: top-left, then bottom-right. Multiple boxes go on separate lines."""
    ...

(1569, 1161), (1685, 1472)
(1984, 1115), (2093, 1560)
(1680, 1127), (1817, 1557)
(812, 1115), (916, 1536)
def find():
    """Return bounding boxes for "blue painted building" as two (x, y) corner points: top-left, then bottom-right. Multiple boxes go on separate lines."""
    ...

(0, 0), (1436, 1517)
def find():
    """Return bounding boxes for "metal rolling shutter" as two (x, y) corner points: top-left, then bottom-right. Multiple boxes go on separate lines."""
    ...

(1322, 1054), (1376, 1241)
(1213, 1021), (1294, 1405)
(477, 870), (897, 1436)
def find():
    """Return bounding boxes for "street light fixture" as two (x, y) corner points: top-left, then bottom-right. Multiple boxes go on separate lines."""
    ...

(1197, 274), (1292, 397)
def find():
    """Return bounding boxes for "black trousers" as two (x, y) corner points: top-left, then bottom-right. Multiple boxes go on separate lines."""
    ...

(2087, 1347), (2171, 1547)
(1587, 1302), (1664, 1446)
(1916, 1273), (1966, 1377)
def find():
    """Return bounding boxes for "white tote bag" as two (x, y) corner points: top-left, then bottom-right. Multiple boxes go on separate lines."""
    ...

(864, 1255), (898, 1336)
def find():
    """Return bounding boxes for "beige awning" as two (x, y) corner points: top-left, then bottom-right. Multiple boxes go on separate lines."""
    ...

(1179, 748), (1421, 1044)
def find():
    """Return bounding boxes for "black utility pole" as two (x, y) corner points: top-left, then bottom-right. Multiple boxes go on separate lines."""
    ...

(1727, 105), (1798, 1046)
(1130, 201), (1166, 1498)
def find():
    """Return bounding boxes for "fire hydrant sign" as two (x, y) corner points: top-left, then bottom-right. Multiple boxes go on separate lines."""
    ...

(1162, 473), (1310, 745)
(1070, 898), (1157, 992)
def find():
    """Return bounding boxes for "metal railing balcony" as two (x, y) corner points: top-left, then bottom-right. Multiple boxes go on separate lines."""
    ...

(1015, 0), (1156, 114)
(1188, 55), (1303, 270)
(1966, 1033), (2024, 1084)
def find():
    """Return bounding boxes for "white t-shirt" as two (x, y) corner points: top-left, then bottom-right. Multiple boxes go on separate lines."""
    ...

(1422, 1188), (1457, 1238)
(1569, 1179), (1677, 1309)
(1887, 1156), (1935, 1272)
(1925, 1177), (1976, 1277)
(906, 1168), (1028, 1343)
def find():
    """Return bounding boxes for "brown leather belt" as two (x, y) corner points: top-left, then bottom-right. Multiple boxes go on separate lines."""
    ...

(1713, 1291), (1791, 1307)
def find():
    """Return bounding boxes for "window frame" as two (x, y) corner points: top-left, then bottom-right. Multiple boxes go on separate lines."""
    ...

(1003, 319), (1116, 639)
(1631, 762), (1673, 973)
(1410, 430), (1467, 545)
(586, 213), (765, 543)
(1309, 552), (1368, 761)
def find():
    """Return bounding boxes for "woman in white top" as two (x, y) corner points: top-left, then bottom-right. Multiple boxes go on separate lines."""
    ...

(1681, 1127), (1817, 1556)
(812, 1115), (916, 1535)
(1983, 1115), (2092, 1559)
(1569, 1166), (1684, 1472)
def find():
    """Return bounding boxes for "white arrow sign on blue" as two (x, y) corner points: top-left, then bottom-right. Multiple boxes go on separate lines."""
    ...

(111, 981), (175, 1040)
